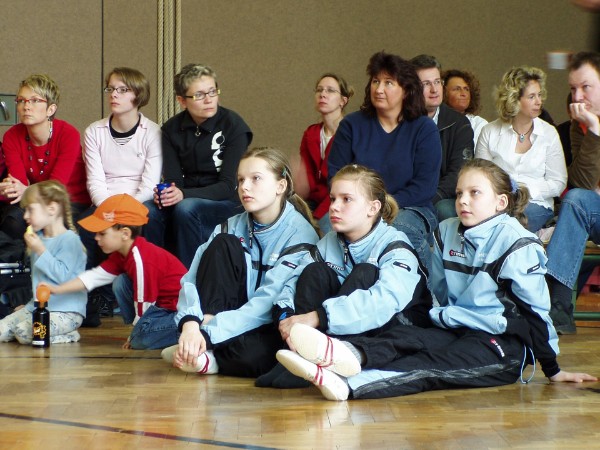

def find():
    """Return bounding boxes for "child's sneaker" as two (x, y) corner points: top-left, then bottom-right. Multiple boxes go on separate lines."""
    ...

(276, 350), (349, 401)
(161, 345), (219, 374)
(289, 323), (361, 377)
(51, 330), (80, 344)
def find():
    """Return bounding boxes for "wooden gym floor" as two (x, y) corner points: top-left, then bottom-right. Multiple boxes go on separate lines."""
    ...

(1, 316), (600, 450)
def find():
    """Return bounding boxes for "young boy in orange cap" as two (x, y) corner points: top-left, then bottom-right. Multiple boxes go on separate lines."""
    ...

(45, 194), (187, 349)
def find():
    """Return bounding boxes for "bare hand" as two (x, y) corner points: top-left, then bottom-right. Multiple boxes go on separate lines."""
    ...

(174, 321), (207, 368)
(572, 0), (600, 12)
(549, 370), (598, 383)
(24, 229), (45, 255)
(38, 282), (57, 294)
(153, 183), (183, 208)
(279, 311), (320, 350)
(122, 339), (132, 350)
(1, 174), (27, 204)
(570, 102), (600, 135)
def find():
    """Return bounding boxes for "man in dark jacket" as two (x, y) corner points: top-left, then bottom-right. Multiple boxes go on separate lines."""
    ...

(410, 55), (474, 221)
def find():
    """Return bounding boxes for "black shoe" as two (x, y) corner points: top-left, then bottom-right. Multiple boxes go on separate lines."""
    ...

(81, 311), (101, 328)
(97, 297), (114, 317)
(550, 308), (577, 335)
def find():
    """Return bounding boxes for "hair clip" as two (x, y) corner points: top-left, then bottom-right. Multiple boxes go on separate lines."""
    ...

(510, 178), (518, 194)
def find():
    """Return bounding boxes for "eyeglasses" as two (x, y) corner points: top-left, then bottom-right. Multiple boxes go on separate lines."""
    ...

(421, 79), (444, 89)
(183, 89), (220, 101)
(103, 86), (132, 94)
(315, 87), (340, 95)
(15, 97), (48, 105)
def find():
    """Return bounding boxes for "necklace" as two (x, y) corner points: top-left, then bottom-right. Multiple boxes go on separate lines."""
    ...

(26, 121), (53, 175)
(514, 122), (534, 143)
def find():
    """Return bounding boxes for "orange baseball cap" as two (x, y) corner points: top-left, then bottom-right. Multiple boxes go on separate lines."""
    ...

(78, 194), (149, 232)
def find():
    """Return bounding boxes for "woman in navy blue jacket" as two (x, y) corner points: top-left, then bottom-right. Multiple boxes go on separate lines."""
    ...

(326, 51), (442, 274)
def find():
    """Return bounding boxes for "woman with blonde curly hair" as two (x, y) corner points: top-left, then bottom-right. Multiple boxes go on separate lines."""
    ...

(475, 66), (566, 232)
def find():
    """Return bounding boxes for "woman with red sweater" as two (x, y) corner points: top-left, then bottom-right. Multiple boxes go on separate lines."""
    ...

(0, 74), (90, 238)
(297, 73), (353, 221)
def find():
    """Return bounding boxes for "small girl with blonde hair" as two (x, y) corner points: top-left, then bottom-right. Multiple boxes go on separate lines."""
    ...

(0, 180), (86, 344)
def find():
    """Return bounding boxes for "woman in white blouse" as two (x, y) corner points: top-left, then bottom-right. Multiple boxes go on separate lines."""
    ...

(475, 66), (566, 232)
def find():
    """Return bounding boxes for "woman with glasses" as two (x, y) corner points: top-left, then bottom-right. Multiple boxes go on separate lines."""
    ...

(77, 67), (162, 324)
(143, 63), (253, 268)
(327, 51), (442, 273)
(0, 74), (90, 239)
(296, 73), (353, 222)
(475, 66), (566, 232)
(442, 69), (488, 146)
(84, 67), (161, 210)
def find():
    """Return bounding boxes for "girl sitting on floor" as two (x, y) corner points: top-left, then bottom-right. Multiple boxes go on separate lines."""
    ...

(0, 180), (86, 344)
(257, 164), (431, 388)
(161, 147), (320, 378)
(277, 158), (596, 400)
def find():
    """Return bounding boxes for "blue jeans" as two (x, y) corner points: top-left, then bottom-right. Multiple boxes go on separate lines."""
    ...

(112, 274), (178, 350)
(524, 202), (554, 233)
(434, 198), (457, 222)
(143, 198), (241, 268)
(392, 207), (437, 276)
(319, 206), (437, 275)
(546, 189), (600, 289)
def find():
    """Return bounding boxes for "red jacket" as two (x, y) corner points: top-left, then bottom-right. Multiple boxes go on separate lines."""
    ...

(299, 123), (333, 219)
(100, 237), (187, 317)
(2, 120), (91, 205)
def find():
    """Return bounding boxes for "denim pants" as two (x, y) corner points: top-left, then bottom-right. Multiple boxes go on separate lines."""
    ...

(112, 274), (178, 350)
(319, 206), (437, 276)
(524, 202), (554, 233)
(143, 198), (241, 268)
(546, 188), (600, 289)
(434, 198), (457, 222)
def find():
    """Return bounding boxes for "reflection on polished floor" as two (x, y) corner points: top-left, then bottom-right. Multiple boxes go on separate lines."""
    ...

(0, 316), (599, 449)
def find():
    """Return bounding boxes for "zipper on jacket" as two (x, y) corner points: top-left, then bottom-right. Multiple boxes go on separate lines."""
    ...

(254, 235), (264, 291)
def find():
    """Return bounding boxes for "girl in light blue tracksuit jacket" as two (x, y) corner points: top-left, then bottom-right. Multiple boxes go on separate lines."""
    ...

(162, 147), (320, 378)
(276, 159), (596, 400)
(273, 164), (432, 341)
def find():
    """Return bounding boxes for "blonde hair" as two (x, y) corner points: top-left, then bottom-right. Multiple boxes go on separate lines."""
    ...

(19, 74), (60, 119)
(240, 147), (321, 236)
(494, 66), (547, 122)
(331, 165), (399, 224)
(20, 180), (76, 232)
(459, 159), (530, 227)
(174, 63), (217, 96)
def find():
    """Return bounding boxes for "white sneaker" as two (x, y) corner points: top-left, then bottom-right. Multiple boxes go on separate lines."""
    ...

(276, 350), (349, 401)
(289, 323), (361, 377)
(161, 345), (219, 374)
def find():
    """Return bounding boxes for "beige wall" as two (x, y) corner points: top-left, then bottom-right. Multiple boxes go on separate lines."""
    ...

(0, 0), (593, 155)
